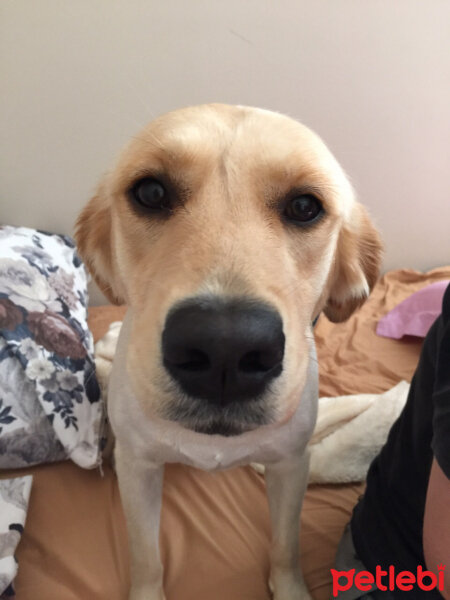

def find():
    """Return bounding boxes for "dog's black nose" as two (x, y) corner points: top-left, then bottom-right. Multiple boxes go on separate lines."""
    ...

(162, 297), (284, 404)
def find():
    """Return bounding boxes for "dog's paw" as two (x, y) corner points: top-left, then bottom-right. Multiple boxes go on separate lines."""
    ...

(129, 584), (166, 600)
(269, 567), (313, 600)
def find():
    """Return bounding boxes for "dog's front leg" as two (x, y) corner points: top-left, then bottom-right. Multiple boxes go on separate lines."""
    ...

(265, 451), (312, 600)
(115, 444), (165, 600)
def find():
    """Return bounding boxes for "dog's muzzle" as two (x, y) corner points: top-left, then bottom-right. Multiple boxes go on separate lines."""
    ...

(161, 296), (284, 425)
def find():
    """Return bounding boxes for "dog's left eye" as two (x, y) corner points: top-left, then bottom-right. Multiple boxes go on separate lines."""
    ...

(131, 178), (170, 211)
(284, 195), (323, 224)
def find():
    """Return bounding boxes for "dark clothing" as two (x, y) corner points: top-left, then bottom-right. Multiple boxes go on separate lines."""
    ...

(350, 283), (450, 598)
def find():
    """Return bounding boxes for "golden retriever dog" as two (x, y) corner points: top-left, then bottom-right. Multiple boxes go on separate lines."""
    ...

(76, 104), (382, 600)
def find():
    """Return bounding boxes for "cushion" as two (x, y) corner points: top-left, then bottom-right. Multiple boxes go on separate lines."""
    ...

(0, 226), (102, 469)
(376, 279), (450, 340)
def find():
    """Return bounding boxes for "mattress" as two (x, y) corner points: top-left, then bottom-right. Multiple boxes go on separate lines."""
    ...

(3, 267), (450, 600)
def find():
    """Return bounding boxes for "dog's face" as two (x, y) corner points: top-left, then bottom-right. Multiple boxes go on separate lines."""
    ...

(76, 104), (382, 436)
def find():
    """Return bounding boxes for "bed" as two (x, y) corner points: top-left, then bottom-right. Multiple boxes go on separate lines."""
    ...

(3, 266), (450, 600)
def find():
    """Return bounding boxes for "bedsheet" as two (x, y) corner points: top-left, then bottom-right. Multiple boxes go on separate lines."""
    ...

(3, 266), (450, 600)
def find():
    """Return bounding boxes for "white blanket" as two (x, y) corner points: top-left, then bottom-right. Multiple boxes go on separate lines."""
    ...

(95, 322), (409, 484)
(309, 380), (409, 483)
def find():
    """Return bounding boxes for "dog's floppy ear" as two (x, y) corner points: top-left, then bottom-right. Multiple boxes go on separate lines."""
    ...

(75, 181), (125, 305)
(323, 203), (383, 323)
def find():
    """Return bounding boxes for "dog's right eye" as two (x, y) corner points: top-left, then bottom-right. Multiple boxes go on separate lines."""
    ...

(130, 178), (170, 211)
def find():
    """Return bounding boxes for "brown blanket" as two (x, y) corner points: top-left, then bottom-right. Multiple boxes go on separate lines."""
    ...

(3, 267), (450, 600)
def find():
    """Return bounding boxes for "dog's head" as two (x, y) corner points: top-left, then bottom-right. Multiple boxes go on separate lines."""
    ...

(76, 104), (382, 436)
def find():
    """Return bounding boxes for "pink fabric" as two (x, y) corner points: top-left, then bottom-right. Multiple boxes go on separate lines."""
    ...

(377, 280), (450, 339)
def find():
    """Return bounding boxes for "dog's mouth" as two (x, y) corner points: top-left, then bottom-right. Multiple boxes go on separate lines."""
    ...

(160, 392), (275, 437)
(191, 421), (252, 437)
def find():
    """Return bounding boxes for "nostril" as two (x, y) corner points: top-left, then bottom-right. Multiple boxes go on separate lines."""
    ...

(239, 351), (269, 373)
(166, 348), (210, 372)
(238, 349), (283, 374)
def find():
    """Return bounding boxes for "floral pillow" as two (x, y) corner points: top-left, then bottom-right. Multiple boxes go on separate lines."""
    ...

(0, 476), (32, 597)
(0, 225), (103, 469)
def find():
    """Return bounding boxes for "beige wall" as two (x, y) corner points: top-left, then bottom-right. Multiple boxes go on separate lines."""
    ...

(1, 0), (449, 305)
